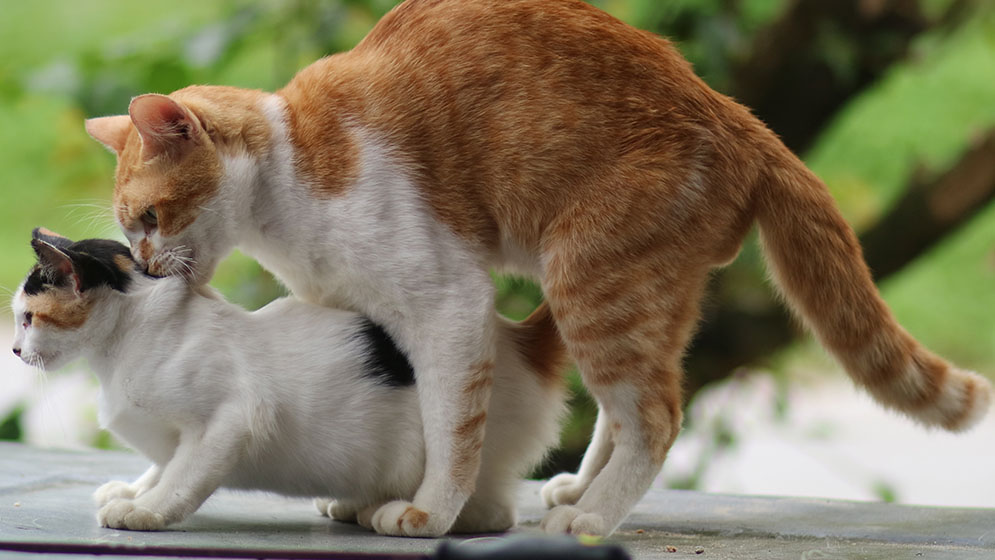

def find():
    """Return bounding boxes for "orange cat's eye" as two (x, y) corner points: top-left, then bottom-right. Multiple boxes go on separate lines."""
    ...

(141, 207), (158, 233)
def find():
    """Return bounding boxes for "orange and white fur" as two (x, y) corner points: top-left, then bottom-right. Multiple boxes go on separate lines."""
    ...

(84, 0), (991, 537)
(12, 229), (565, 532)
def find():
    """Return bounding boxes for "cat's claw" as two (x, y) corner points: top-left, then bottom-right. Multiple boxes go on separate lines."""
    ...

(370, 500), (449, 537)
(97, 499), (166, 531)
(93, 481), (137, 507)
(540, 473), (587, 508)
(540, 505), (606, 536)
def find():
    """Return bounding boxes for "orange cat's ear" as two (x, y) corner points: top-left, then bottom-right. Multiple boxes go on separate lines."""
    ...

(85, 115), (131, 155)
(128, 94), (202, 161)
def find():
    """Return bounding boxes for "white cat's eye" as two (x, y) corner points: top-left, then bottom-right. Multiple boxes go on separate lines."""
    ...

(23, 311), (32, 328)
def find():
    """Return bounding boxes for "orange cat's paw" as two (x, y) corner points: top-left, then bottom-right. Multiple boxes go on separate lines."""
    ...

(540, 505), (606, 536)
(370, 500), (449, 537)
(93, 481), (137, 507)
(540, 473), (587, 508)
(97, 499), (166, 531)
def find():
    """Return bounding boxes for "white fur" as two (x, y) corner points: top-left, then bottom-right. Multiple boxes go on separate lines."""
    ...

(12, 274), (564, 532)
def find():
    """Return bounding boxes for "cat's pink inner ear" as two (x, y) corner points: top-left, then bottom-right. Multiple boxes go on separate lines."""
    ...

(128, 94), (200, 160)
(85, 115), (132, 155)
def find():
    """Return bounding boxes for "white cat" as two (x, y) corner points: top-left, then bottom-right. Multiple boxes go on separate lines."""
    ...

(11, 228), (567, 532)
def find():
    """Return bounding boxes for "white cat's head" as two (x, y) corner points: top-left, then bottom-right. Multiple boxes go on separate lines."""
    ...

(12, 228), (138, 371)
(84, 88), (263, 285)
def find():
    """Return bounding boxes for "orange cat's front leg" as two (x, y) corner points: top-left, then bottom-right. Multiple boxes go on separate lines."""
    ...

(369, 280), (499, 537)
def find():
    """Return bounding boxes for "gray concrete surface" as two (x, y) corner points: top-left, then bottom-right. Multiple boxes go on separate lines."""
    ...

(1, 443), (993, 559)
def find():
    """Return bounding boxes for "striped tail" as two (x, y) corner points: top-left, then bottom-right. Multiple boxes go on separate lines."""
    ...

(755, 142), (991, 431)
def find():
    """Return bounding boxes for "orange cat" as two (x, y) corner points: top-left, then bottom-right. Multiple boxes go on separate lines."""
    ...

(85, 0), (991, 537)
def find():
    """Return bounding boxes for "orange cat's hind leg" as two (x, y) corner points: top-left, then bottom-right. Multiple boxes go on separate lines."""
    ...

(540, 409), (614, 508)
(539, 240), (707, 535)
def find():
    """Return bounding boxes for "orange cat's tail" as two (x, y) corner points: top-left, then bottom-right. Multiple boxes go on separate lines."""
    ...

(755, 143), (991, 432)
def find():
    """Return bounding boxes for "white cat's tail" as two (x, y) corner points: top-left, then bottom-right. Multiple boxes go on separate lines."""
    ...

(755, 142), (992, 432)
(508, 302), (570, 388)
(459, 302), (568, 532)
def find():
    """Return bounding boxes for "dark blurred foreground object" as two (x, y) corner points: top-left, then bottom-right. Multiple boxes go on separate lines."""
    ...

(435, 535), (629, 560)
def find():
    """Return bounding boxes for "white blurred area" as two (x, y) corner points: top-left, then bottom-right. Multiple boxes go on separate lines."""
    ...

(1, 322), (101, 449)
(2, 322), (993, 508)
(661, 366), (995, 507)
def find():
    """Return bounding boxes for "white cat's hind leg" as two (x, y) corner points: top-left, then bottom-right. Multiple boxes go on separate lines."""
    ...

(315, 498), (361, 523)
(314, 498), (332, 517)
(356, 503), (383, 530)
(451, 496), (516, 534)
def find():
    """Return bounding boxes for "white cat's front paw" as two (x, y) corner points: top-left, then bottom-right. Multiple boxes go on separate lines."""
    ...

(540, 473), (588, 508)
(97, 499), (166, 531)
(540, 505), (606, 536)
(370, 500), (450, 537)
(93, 481), (137, 507)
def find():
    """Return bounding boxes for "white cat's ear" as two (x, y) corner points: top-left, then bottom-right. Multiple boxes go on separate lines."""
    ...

(128, 94), (202, 161)
(85, 115), (132, 155)
(31, 239), (82, 296)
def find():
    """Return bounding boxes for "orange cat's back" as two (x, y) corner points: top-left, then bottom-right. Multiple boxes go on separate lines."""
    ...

(281, 0), (760, 256)
(281, 0), (989, 445)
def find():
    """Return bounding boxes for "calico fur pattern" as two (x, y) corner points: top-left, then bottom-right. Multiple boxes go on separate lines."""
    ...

(82, 0), (991, 536)
(12, 229), (566, 532)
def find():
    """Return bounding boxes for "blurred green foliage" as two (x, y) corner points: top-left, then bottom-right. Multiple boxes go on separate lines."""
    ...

(0, 0), (992, 477)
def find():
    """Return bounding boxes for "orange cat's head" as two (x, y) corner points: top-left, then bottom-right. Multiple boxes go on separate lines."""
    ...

(85, 89), (250, 284)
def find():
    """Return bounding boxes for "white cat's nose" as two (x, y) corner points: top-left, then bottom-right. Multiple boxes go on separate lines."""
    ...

(12, 347), (21, 357)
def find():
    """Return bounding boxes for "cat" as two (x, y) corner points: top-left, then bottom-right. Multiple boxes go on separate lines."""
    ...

(11, 228), (566, 533)
(82, 0), (992, 537)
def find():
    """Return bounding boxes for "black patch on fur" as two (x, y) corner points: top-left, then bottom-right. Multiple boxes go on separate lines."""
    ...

(32, 228), (72, 250)
(22, 267), (49, 296)
(352, 318), (415, 387)
(68, 238), (136, 293)
(26, 230), (136, 294)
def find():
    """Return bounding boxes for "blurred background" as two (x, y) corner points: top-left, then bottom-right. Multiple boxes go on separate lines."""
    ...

(1, 0), (993, 505)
